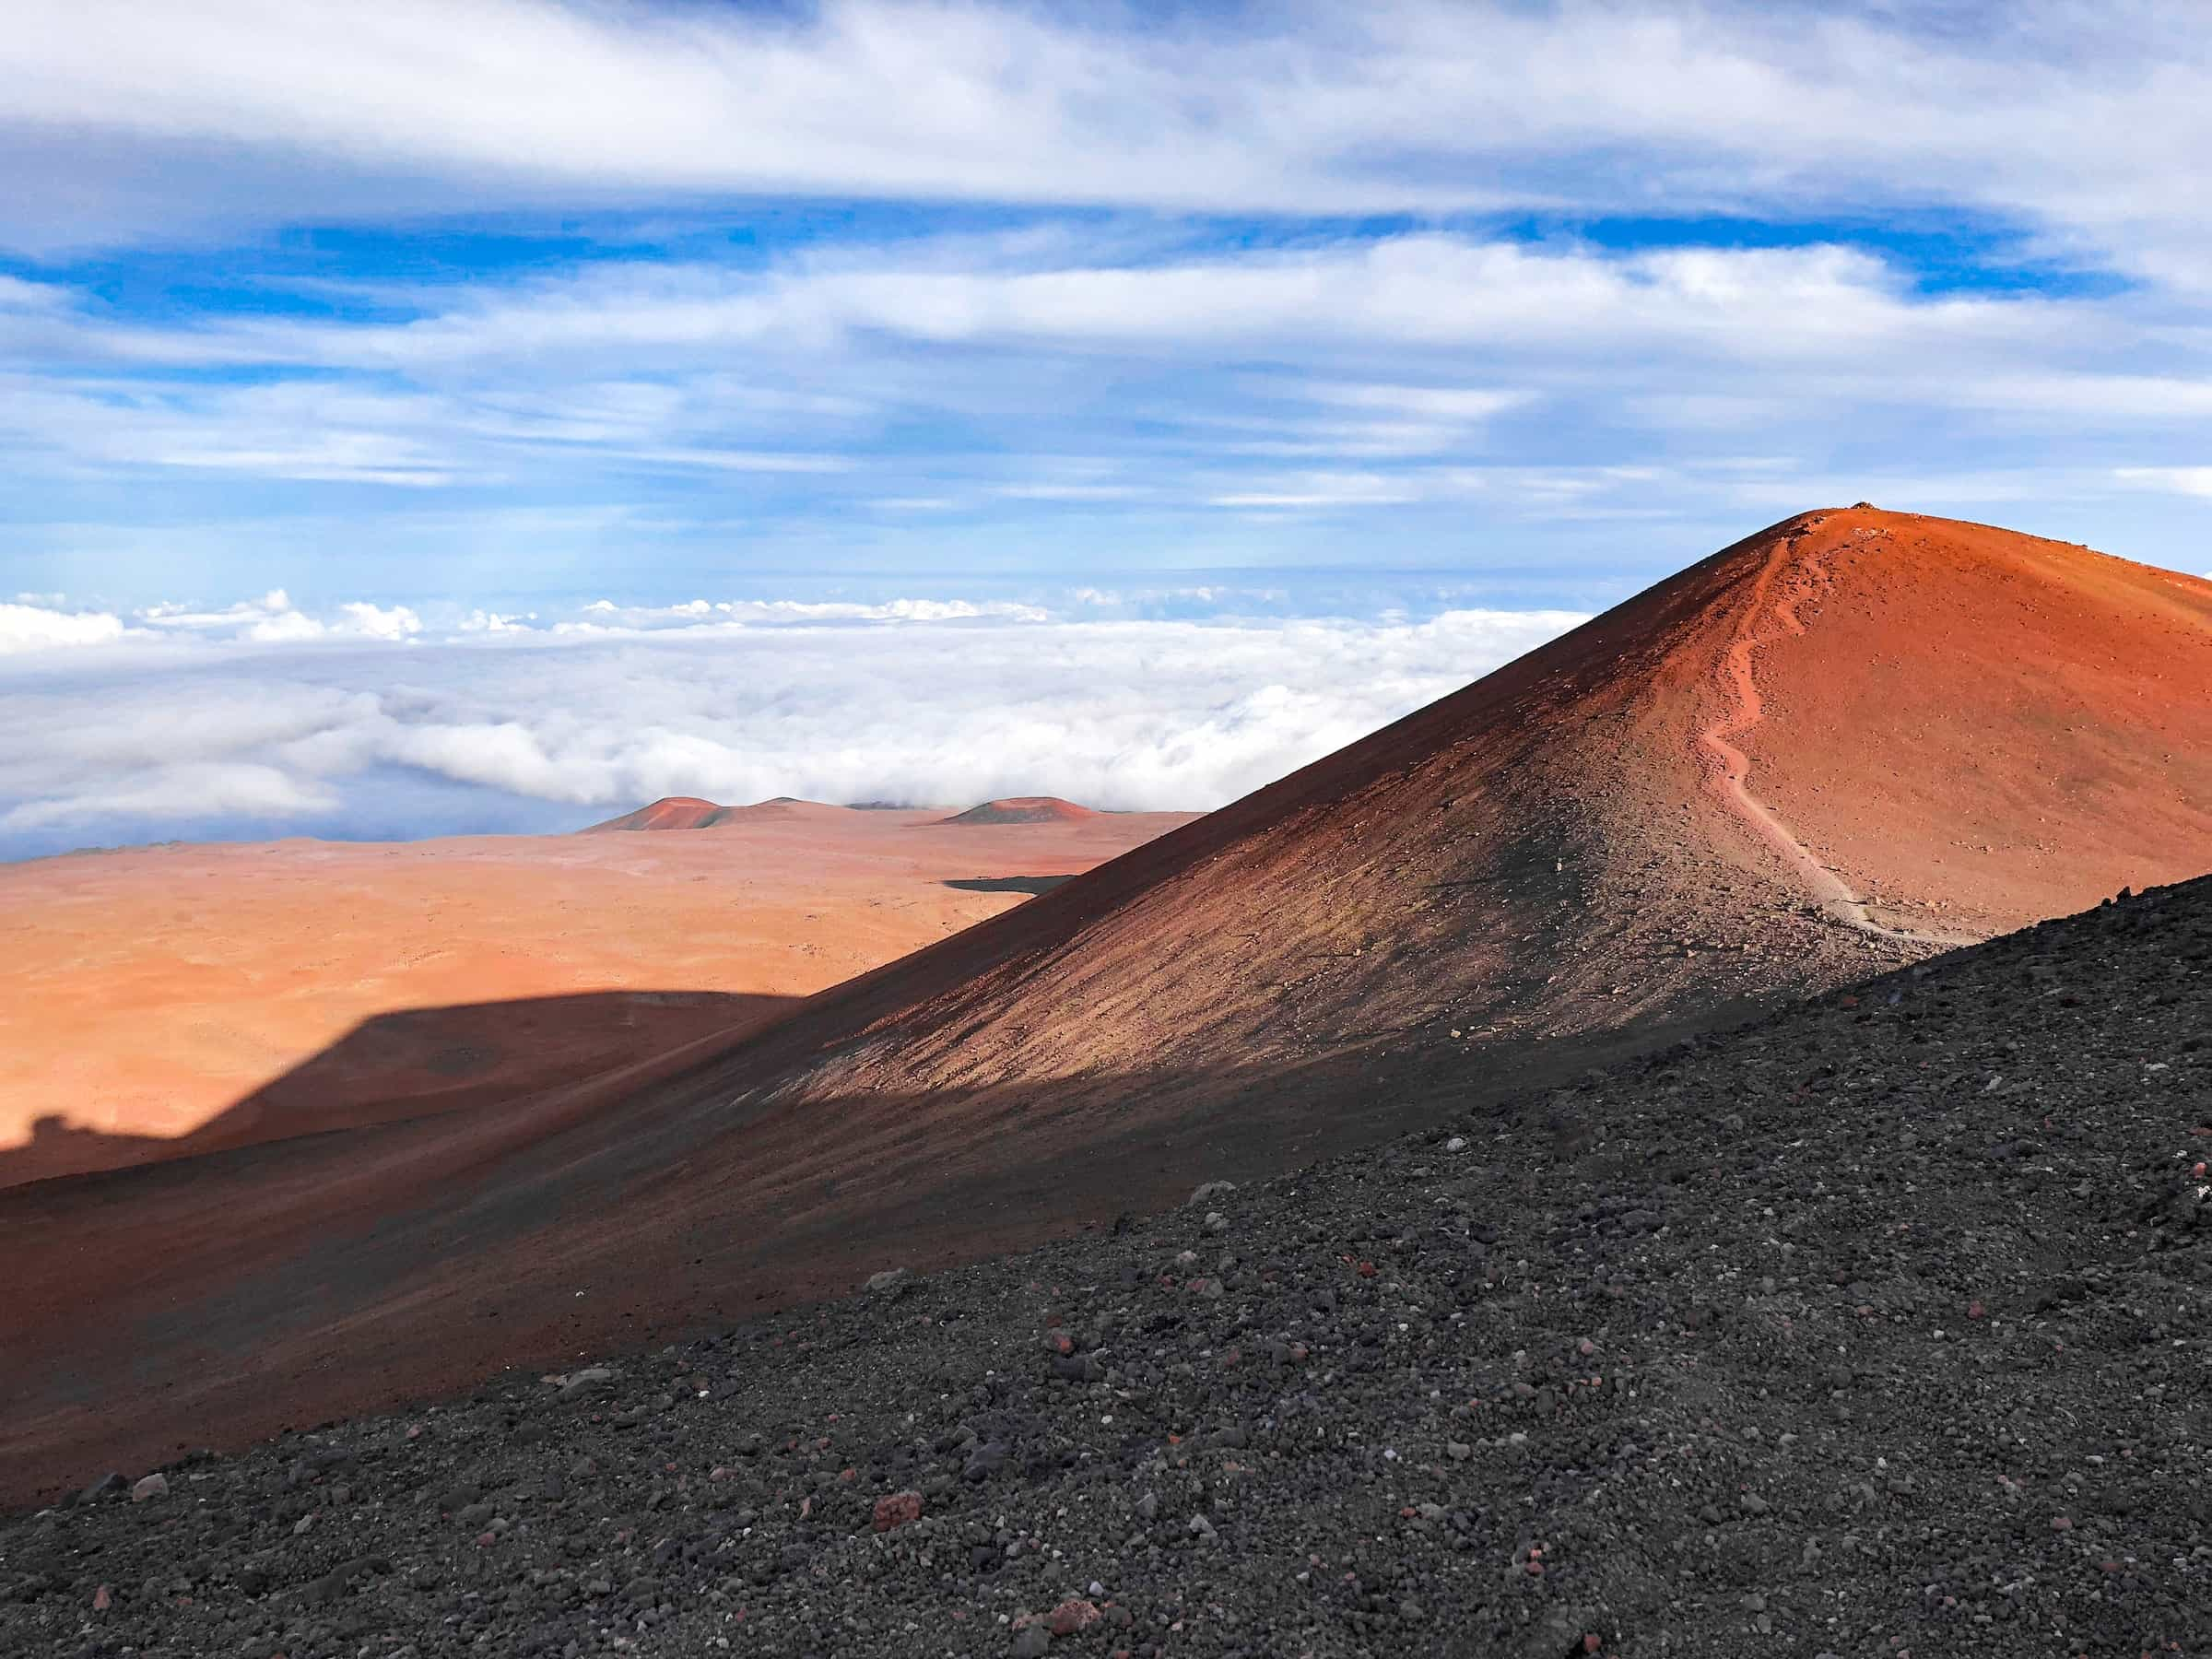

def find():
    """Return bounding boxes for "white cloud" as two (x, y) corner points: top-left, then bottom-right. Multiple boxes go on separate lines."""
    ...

(1301, 382), (1533, 421)
(0, 599), (1588, 849)
(0, 601), (128, 654)
(6, 229), (2207, 526)
(988, 484), (1150, 501)
(2, 761), (337, 830)
(6, 0), (2212, 291)
(136, 589), (332, 641)
(241, 609), (330, 643)
(0, 376), (464, 486)
(0, 591), (427, 655)
(137, 589), (295, 625)
(459, 609), (538, 633)
(2115, 465), (2212, 500)
(168, 239), (2045, 372)
(335, 602), (423, 641)
(51, 234), (2172, 446)
(867, 497), (961, 512)
(0, 275), (72, 312)
(555, 597), (1051, 631)
(1208, 474), (1427, 510)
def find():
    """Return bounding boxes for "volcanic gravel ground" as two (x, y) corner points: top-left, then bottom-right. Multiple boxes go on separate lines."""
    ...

(6, 880), (2208, 1659)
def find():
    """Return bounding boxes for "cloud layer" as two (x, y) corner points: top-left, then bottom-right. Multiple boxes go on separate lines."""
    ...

(0, 593), (1583, 858)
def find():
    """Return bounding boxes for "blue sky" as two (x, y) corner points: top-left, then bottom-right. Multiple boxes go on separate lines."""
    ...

(2, 1), (2208, 854)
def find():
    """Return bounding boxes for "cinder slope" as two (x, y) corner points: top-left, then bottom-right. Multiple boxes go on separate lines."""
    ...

(581, 795), (724, 831)
(582, 795), (859, 831)
(763, 507), (2211, 1108)
(1733, 514), (2212, 935)
(3, 508), (2206, 1503)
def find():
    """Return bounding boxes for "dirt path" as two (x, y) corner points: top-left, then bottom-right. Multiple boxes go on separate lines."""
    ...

(1698, 535), (1981, 948)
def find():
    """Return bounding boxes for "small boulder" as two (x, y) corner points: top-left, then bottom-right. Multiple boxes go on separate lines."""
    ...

(872, 1490), (924, 1532)
(1047, 1597), (1102, 1636)
(130, 1474), (168, 1502)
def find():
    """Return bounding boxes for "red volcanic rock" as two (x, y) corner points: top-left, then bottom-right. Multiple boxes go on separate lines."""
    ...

(871, 1490), (924, 1532)
(940, 796), (1101, 826)
(6, 508), (2211, 1506)
(586, 796), (884, 831)
(582, 794), (726, 832)
(1046, 1598), (1102, 1636)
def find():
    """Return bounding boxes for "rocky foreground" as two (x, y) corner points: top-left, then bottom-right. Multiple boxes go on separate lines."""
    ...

(4, 879), (2207, 1659)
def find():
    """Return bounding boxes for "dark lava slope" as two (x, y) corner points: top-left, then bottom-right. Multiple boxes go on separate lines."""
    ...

(6, 877), (2205, 1657)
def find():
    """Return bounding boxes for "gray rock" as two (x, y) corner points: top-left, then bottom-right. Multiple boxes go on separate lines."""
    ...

(962, 1441), (1008, 1483)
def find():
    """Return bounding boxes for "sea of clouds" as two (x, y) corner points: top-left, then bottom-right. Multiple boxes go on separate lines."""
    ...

(0, 589), (1586, 861)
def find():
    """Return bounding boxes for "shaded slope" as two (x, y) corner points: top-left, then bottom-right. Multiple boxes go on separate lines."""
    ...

(4, 508), (2208, 1501)
(0, 806), (1195, 1183)
(0, 992), (801, 1193)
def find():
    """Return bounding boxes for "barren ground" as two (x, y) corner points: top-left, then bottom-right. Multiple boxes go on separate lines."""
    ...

(0, 803), (1194, 1184)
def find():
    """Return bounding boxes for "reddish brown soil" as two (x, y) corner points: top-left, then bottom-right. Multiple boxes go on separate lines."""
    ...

(0, 804), (1194, 1186)
(5, 508), (2208, 1506)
